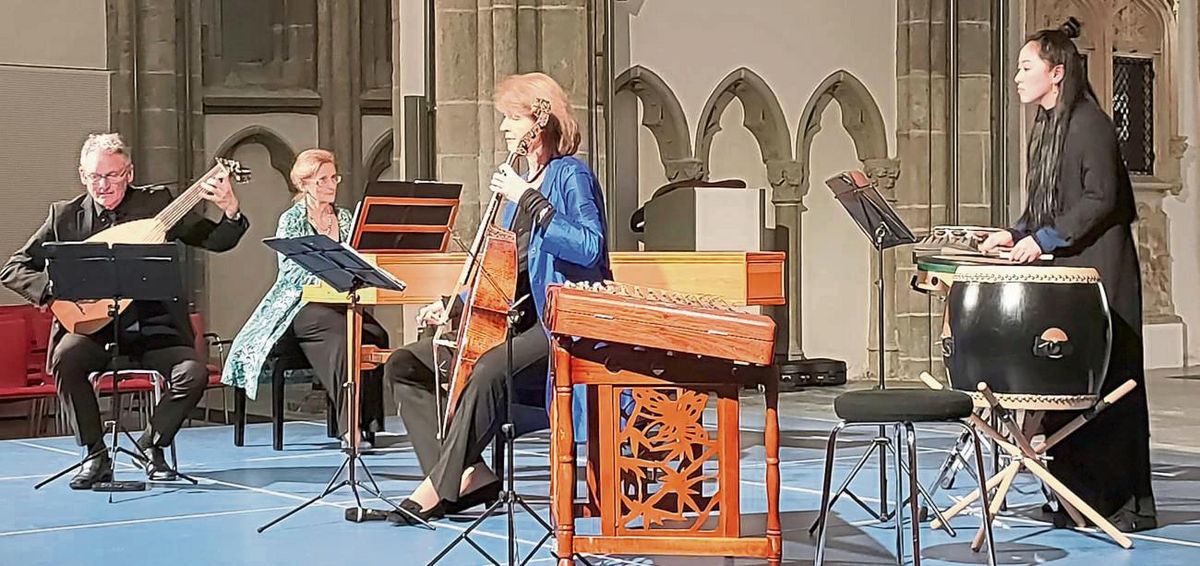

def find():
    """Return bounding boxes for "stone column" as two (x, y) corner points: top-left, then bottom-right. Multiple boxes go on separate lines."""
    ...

(893, 0), (995, 381)
(319, 0), (364, 206)
(895, 0), (947, 381)
(107, 0), (138, 150)
(434, 0), (591, 239)
(1135, 172), (1186, 325)
(767, 160), (805, 360)
(435, 0), (486, 240)
(131, 1), (183, 182)
(865, 158), (903, 380)
(390, 0), (406, 178)
(108, 0), (207, 308)
(955, 2), (995, 228)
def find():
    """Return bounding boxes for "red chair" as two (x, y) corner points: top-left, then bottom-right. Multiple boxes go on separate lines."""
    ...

(89, 370), (161, 432)
(191, 313), (232, 424)
(26, 309), (53, 382)
(0, 314), (57, 436)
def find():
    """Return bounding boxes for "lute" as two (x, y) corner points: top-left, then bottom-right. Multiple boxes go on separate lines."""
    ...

(49, 157), (252, 335)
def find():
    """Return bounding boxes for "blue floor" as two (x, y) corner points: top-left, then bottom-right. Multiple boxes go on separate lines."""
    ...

(2, 396), (1199, 565)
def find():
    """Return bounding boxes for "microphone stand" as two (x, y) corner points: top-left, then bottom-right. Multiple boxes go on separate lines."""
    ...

(427, 293), (554, 566)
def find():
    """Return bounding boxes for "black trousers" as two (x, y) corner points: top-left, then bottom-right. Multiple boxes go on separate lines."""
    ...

(290, 303), (389, 437)
(385, 325), (548, 504)
(52, 334), (206, 450)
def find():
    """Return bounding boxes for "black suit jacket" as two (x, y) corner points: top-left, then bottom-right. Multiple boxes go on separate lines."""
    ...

(1, 186), (250, 364)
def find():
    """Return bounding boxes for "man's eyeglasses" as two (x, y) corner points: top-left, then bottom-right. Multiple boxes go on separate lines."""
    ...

(304, 174), (343, 187)
(82, 170), (128, 184)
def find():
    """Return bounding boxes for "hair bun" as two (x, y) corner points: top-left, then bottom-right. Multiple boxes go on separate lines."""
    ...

(1060, 16), (1082, 39)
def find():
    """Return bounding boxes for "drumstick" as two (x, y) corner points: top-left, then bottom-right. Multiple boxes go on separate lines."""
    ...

(995, 249), (1054, 261)
(918, 371), (943, 390)
(1037, 379), (1138, 454)
(976, 244), (1054, 261)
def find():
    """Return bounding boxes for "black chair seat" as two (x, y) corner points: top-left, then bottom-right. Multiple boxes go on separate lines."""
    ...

(232, 335), (338, 449)
(833, 389), (973, 423)
(267, 337), (314, 381)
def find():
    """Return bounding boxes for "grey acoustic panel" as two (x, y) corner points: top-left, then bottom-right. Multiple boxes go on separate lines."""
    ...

(0, 66), (109, 304)
(0, 0), (106, 69)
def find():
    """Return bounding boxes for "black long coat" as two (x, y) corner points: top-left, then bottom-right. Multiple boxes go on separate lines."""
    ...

(1013, 98), (1154, 524)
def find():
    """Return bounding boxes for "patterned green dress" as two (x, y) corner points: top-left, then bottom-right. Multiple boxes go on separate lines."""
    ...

(220, 201), (353, 399)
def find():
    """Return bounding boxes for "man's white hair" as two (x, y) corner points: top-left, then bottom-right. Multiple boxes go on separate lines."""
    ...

(79, 133), (130, 165)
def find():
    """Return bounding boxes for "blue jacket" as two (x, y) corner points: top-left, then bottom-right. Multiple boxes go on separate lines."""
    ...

(500, 155), (611, 321)
(500, 155), (611, 439)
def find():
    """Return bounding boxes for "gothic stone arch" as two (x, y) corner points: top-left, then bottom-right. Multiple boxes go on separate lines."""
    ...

(614, 65), (701, 181)
(793, 69), (897, 372)
(694, 67), (795, 188)
(364, 130), (394, 189)
(795, 70), (893, 200)
(691, 68), (799, 357)
(213, 125), (298, 195)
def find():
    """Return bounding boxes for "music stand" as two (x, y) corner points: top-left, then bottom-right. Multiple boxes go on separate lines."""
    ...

(350, 179), (463, 253)
(34, 242), (196, 498)
(256, 234), (431, 532)
(808, 171), (922, 531)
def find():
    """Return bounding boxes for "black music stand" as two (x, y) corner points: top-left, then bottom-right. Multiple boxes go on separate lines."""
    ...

(808, 171), (922, 530)
(256, 234), (430, 532)
(427, 295), (554, 566)
(34, 242), (196, 497)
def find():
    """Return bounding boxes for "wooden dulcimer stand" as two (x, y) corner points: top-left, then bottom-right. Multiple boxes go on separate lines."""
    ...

(545, 281), (782, 565)
(919, 372), (1137, 549)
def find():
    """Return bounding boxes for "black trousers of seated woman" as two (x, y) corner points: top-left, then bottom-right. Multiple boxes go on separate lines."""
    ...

(289, 303), (389, 438)
(385, 324), (548, 505)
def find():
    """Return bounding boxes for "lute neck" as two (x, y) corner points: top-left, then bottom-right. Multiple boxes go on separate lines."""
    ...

(150, 163), (224, 235)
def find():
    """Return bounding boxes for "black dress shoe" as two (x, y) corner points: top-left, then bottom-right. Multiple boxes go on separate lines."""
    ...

(345, 507), (390, 522)
(387, 498), (444, 525)
(142, 446), (178, 482)
(69, 451), (113, 490)
(445, 481), (502, 514)
(1109, 508), (1158, 533)
(1046, 507), (1158, 533)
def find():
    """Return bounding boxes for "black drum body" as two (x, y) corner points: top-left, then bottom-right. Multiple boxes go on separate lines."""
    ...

(942, 266), (1111, 397)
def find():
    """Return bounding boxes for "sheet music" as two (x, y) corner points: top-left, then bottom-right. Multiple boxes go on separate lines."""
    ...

(263, 235), (407, 293)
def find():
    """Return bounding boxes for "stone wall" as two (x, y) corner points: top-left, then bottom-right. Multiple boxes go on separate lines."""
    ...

(893, 0), (997, 380)
(108, 0), (209, 309)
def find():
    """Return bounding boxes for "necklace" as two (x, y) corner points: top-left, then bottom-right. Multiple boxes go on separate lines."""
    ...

(307, 203), (337, 237)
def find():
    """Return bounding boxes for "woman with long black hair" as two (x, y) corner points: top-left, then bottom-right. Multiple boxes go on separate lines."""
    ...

(980, 18), (1156, 532)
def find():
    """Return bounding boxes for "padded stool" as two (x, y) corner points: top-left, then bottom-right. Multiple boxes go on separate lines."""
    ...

(813, 388), (996, 566)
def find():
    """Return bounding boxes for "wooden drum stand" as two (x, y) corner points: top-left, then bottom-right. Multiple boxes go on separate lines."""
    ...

(920, 372), (1136, 549)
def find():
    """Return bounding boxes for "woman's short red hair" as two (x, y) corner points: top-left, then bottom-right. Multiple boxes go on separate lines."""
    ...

(494, 72), (580, 157)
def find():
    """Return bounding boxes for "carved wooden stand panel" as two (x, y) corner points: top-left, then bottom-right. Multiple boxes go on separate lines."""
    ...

(550, 340), (782, 565)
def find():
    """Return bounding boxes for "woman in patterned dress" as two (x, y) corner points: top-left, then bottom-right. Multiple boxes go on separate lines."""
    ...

(221, 149), (389, 447)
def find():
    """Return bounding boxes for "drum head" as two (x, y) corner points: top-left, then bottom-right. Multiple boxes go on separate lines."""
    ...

(952, 265), (1100, 283)
(943, 266), (1110, 397)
